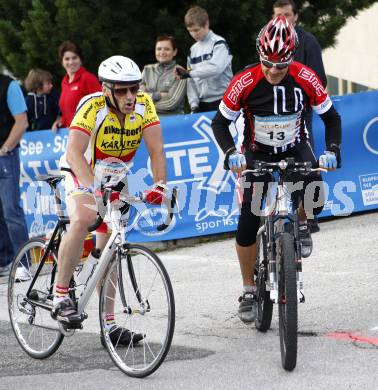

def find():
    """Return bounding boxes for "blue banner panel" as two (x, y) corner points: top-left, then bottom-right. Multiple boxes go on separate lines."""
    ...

(313, 91), (378, 216)
(20, 90), (378, 242)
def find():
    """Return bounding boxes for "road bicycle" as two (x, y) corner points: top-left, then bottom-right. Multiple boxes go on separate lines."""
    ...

(8, 174), (177, 378)
(243, 158), (325, 371)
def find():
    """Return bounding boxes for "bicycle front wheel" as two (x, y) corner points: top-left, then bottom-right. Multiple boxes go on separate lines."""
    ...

(278, 233), (298, 371)
(99, 244), (175, 378)
(8, 238), (64, 359)
(255, 232), (273, 332)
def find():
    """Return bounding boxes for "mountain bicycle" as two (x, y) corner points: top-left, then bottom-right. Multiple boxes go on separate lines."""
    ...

(8, 174), (177, 378)
(243, 158), (325, 371)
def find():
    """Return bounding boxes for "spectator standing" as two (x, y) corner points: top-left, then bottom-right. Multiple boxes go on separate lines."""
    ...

(273, 0), (327, 233)
(141, 34), (186, 115)
(24, 68), (60, 131)
(52, 41), (101, 131)
(175, 6), (233, 113)
(0, 74), (29, 278)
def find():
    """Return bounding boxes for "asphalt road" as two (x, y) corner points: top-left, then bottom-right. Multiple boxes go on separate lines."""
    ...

(1, 211), (377, 390)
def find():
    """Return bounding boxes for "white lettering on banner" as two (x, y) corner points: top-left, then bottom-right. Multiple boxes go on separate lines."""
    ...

(43, 160), (60, 175)
(363, 117), (378, 155)
(20, 160), (60, 186)
(165, 147), (211, 176)
(195, 215), (239, 233)
(188, 147), (211, 174)
(165, 150), (186, 176)
(53, 135), (68, 153)
(20, 139), (44, 156)
(162, 115), (234, 194)
(29, 219), (56, 237)
(359, 173), (378, 206)
(227, 72), (254, 104)
(20, 163), (33, 186)
(195, 208), (228, 222)
(298, 67), (325, 96)
(28, 160), (42, 178)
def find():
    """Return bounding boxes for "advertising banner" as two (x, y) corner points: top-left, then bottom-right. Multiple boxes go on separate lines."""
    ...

(20, 90), (378, 242)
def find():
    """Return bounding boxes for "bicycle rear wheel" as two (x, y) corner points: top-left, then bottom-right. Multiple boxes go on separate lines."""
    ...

(99, 244), (175, 378)
(278, 233), (297, 371)
(8, 238), (64, 358)
(255, 232), (273, 332)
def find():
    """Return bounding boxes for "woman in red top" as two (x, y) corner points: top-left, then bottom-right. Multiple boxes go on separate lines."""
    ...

(52, 41), (101, 131)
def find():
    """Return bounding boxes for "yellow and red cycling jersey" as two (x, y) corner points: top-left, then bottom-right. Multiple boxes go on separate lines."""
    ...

(60, 91), (160, 168)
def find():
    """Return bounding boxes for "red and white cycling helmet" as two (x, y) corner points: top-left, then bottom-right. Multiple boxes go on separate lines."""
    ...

(256, 15), (298, 62)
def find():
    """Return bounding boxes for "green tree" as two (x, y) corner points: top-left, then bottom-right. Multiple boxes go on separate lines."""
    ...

(0, 0), (376, 81)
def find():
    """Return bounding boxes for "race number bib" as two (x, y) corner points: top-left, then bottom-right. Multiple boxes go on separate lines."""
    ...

(254, 113), (300, 147)
(94, 159), (130, 189)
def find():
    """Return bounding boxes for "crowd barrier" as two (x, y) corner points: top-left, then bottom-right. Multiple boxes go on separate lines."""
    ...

(20, 90), (378, 242)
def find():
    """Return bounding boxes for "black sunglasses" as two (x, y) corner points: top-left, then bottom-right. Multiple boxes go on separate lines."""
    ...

(106, 84), (140, 96)
(260, 58), (292, 70)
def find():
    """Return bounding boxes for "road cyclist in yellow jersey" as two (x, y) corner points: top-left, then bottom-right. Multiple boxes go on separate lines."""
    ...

(52, 55), (168, 346)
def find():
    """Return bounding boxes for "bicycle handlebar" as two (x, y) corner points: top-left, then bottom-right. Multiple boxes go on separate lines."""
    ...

(241, 158), (327, 177)
(87, 187), (178, 233)
(157, 187), (178, 231)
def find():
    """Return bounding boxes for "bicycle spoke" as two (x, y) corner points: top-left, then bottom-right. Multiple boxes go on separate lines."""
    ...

(99, 244), (174, 377)
(8, 238), (64, 358)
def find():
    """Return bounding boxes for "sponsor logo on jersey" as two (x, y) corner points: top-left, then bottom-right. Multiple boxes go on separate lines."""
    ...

(103, 126), (142, 136)
(82, 104), (93, 120)
(298, 67), (325, 97)
(227, 72), (254, 104)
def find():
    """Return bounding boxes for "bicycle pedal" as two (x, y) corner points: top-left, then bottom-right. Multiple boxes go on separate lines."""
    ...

(63, 322), (83, 330)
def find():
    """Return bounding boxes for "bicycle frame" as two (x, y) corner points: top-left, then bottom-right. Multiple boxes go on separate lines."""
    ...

(26, 178), (177, 322)
(254, 164), (304, 304)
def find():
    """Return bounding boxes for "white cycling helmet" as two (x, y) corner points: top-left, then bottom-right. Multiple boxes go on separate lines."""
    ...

(98, 55), (142, 85)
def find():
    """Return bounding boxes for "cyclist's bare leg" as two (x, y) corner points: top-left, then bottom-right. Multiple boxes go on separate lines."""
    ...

(298, 204), (307, 223)
(56, 194), (97, 287)
(236, 242), (257, 287)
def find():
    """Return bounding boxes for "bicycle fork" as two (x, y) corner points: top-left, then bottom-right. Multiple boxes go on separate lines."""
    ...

(268, 246), (305, 304)
(296, 258), (305, 303)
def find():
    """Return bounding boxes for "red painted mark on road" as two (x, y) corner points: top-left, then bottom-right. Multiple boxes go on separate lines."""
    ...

(326, 332), (378, 346)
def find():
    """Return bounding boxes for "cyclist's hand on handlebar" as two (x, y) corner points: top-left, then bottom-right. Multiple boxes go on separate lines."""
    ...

(319, 151), (337, 171)
(228, 151), (247, 173)
(143, 183), (168, 205)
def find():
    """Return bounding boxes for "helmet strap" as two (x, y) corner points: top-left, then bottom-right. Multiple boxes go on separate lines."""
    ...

(105, 91), (120, 112)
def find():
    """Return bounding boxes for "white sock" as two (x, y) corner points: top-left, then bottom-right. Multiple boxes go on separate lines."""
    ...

(52, 295), (69, 306)
(243, 285), (256, 294)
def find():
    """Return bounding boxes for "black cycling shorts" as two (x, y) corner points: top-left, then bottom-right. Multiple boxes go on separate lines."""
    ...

(236, 141), (325, 247)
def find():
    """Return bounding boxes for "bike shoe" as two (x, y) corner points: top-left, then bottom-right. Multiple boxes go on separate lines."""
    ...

(51, 298), (83, 327)
(238, 292), (257, 323)
(299, 223), (313, 258)
(101, 325), (144, 348)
